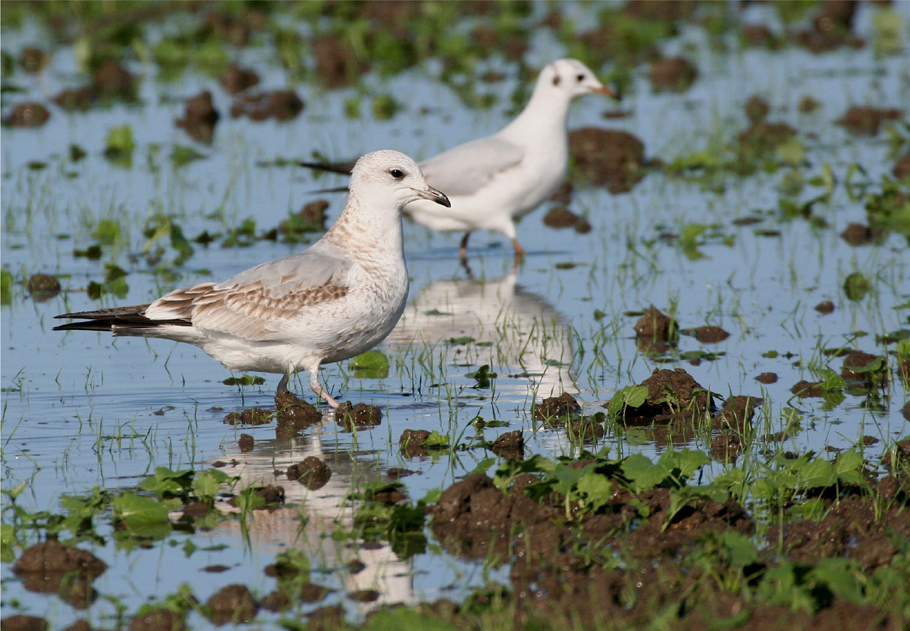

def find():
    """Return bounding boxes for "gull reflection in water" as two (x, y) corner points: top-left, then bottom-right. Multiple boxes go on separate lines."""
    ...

(386, 269), (576, 399)
(207, 427), (416, 612)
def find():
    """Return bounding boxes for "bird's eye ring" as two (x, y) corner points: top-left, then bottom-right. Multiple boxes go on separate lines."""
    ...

(390, 168), (404, 179)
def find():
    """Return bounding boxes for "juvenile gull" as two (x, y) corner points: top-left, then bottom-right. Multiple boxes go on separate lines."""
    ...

(300, 59), (615, 260)
(54, 150), (450, 408)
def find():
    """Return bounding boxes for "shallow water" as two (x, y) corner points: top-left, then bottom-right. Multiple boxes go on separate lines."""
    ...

(2, 3), (909, 628)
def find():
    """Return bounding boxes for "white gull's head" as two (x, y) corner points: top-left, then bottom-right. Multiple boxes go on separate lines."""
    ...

(538, 58), (617, 100)
(349, 150), (450, 213)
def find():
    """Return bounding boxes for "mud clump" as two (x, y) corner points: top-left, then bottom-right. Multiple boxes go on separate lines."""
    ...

(613, 368), (715, 424)
(894, 153), (910, 181)
(815, 300), (835, 314)
(3, 102), (50, 128)
(568, 128), (650, 194)
(489, 430), (524, 461)
(755, 372), (778, 384)
(712, 395), (761, 432)
(841, 350), (886, 384)
(223, 407), (272, 426)
(840, 222), (887, 246)
(534, 392), (580, 422)
(287, 456), (331, 490)
(737, 121), (796, 160)
(744, 95), (771, 123)
(335, 402), (382, 429)
(791, 380), (825, 398)
(685, 325), (730, 344)
(220, 64), (260, 94)
(710, 432), (745, 462)
(623, 0), (698, 22)
(92, 59), (137, 101)
(275, 390), (320, 436)
(794, 0), (863, 53)
(649, 56), (698, 92)
(634, 306), (678, 352)
(400, 429), (431, 458)
(1, 616), (49, 631)
(543, 206), (584, 231)
(230, 90), (304, 122)
(837, 106), (902, 136)
(27, 274), (61, 301)
(238, 433), (254, 452)
(312, 34), (369, 89)
(175, 90), (220, 144)
(130, 608), (186, 631)
(13, 540), (106, 609)
(19, 47), (49, 74)
(206, 584), (258, 626)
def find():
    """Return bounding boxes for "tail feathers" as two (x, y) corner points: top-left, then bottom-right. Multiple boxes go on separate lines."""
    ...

(297, 160), (355, 176)
(53, 304), (191, 332)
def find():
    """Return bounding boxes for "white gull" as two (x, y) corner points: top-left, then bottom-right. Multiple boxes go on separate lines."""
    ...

(300, 58), (615, 260)
(54, 150), (451, 409)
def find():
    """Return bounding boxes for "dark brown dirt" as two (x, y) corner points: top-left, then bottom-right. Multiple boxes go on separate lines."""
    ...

(3, 102), (50, 127)
(299, 583), (332, 603)
(618, 368), (714, 424)
(287, 456), (331, 490)
(19, 47), (49, 73)
(223, 407), (272, 426)
(220, 64), (260, 94)
(840, 222), (888, 246)
(568, 128), (650, 193)
(894, 153), (910, 181)
(737, 121), (796, 159)
(710, 431), (745, 462)
(842, 350), (885, 384)
(61, 620), (92, 631)
(744, 95), (770, 123)
(534, 392), (580, 422)
(649, 56), (698, 92)
(837, 106), (902, 136)
(230, 90), (304, 122)
(755, 372), (778, 384)
(387, 467), (417, 479)
(489, 430), (524, 461)
(687, 325), (730, 344)
(623, 0), (698, 22)
(633, 306), (678, 352)
(92, 59), (137, 100)
(206, 584), (258, 625)
(312, 34), (369, 89)
(791, 380), (825, 398)
(259, 589), (290, 612)
(238, 433), (254, 452)
(399, 429), (431, 458)
(335, 402), (382, 429)
(348, 589), (380, 603)
(741, 24), (778, 48)
(799, 95), (822, 113)
(53, 87), (94, 112)
(712, 395), (762, 432)
(175, 90), (220, 144)
(275, 390), (320, 436)
(1, 615), (49, 631)
(815, 300), (835, 314)
(129, 608), (186, 631)
(27, 273), (61, 301)
(12, 541), (106, 609)
(793, 1), (864, 53)
(543, 207), (580, 228)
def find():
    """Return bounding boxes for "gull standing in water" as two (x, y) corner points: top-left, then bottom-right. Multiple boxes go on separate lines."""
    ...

(299, 59), (616, 261)
(55, 150), (451, 408)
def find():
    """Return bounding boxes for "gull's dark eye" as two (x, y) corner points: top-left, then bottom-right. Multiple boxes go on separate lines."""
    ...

(576, 73), (585, 82)
(390, 168), (404, 179)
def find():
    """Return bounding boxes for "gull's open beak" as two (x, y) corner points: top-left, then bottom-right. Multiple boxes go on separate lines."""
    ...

(415, 185), (451, 208)
(591, 84), (619, 99)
